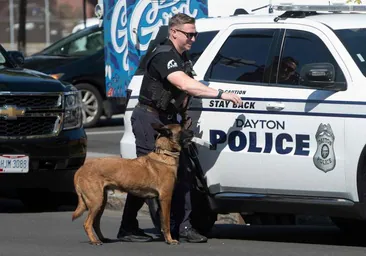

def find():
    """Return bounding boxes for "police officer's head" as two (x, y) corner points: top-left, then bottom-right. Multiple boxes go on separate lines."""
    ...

(168, 13), (198, 53)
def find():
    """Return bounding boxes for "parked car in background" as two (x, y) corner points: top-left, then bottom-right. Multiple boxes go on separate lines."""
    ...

(72, 17), (100, 33)
(23, 24), (126, 128)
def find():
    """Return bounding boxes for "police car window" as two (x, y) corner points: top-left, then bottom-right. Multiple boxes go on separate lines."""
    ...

(205, 29), (276, 84)
(276, 29), (345, 86)
(188, 31), (218, 65)
(335, 28), (366, 77)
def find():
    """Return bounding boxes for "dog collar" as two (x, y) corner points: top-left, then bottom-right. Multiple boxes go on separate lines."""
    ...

(154, 147), (180, 158)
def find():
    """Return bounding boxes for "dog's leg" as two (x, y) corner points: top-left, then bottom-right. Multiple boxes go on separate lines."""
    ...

(72, 186), (87, 221)
(159, 182), (179, 245)
(83, 196), (104, 245)
(93, 189), (111, 243)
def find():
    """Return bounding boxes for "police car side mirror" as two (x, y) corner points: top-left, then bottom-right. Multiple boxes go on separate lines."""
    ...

(299, 63), (344, 91)
(7, 51), (25, 67)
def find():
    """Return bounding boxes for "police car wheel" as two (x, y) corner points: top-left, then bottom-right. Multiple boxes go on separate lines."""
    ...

(75, 83), (103, 128)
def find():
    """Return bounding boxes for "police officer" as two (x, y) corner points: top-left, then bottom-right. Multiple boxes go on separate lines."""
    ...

(116, 13), (242, 243)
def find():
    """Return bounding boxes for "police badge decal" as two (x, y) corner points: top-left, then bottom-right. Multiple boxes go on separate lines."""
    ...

(313, 123), (336, 173)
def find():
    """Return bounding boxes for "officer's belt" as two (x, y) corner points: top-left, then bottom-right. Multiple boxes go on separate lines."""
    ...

(136, 103), (175, 120)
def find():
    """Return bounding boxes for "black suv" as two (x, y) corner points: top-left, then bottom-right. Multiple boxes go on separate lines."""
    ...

(0, 44), (87, 210)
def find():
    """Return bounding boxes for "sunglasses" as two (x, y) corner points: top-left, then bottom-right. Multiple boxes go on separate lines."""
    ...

(175, 29), (198, 39)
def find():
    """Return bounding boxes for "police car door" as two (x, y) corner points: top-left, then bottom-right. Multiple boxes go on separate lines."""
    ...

(259, 25), (348, 198)
(190, 23), (348, 198)
(189, 25), (282, 195)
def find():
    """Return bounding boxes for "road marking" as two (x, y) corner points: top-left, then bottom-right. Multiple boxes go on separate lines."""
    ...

(100, 114), (125, 119)
(87, 152), (119, 158)
(86, 130), (124, 135)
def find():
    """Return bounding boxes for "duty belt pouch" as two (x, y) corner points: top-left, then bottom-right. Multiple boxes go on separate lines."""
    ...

(154, 89), (172, 111)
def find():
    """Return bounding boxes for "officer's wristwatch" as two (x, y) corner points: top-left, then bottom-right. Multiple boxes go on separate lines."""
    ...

(216, 89), (224, 99)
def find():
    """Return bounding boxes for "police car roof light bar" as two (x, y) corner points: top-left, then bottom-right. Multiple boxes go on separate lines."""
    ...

(272, 4), (366, 13)
(275, 11), (316, 21)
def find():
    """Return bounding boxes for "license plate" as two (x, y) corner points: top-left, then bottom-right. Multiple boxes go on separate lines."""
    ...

(0, 155), (29, 173)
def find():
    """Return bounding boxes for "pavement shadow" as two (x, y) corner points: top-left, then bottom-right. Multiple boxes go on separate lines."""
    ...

(206, 223), (366, 247)
(93, 117), (124, 128)
(92, 223), (366, 247)
(0, 191), (77, 214)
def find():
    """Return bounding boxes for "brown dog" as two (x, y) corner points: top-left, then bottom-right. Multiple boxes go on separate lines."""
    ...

(72, 123), (193, 245)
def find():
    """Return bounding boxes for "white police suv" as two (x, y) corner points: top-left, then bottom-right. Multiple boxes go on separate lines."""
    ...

(121, 3), (366, 231)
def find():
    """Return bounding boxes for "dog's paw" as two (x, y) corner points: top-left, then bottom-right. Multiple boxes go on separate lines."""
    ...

(166, 239), (179, 245)
(89, 241), (103, 246)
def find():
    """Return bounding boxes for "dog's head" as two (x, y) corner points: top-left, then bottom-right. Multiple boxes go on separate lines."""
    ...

(152, 123), (194, 152)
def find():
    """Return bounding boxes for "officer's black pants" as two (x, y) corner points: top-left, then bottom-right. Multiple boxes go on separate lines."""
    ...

(120, 106), (192, 235)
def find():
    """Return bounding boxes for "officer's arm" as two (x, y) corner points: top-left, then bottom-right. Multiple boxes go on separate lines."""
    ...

(167, 71), (221, 98)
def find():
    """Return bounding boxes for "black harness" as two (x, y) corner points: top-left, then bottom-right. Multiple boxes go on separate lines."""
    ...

(138, 43), (194, 114)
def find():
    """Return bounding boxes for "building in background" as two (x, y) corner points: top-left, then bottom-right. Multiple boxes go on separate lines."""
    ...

(0, 0), (97, 54)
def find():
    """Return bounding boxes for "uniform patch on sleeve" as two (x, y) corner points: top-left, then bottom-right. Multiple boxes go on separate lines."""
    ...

(167, 59), (178, 69)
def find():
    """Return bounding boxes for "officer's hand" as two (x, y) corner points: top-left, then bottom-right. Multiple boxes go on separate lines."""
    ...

(221, 92), (242, 106)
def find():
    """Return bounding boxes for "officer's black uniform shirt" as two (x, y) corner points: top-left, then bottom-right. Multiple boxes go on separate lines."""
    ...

(139, 39), (192, 113)
(147, 39), (190, 107)
(147, 39), (187, 81)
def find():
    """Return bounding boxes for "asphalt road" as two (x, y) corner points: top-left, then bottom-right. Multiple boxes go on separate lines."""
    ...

(85, 116), (124, 157)
(1, 198), (366, 256)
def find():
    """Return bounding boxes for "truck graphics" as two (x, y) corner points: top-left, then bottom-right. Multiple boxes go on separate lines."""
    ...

(103, 0), (209, 98)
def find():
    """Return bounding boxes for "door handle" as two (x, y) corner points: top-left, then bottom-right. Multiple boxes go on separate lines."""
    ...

(266, 102), (285, 111)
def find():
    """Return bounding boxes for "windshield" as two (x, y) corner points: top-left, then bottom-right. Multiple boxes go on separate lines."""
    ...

(0, 52), (5, 64)
(335, 28), (366, 77)
(40, 28), (103, 57)
(0, 45), (11, 69)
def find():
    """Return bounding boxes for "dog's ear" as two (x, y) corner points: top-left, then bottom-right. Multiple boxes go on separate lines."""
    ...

(151, 123), (172, 137)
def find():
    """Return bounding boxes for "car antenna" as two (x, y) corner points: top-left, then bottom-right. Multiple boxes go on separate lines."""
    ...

(251, 4), (274, 14)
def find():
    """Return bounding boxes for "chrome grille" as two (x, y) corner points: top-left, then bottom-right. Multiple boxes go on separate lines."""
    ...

(0, 93), (63, 138)
(0, 95), (61, 109)
(0, 117), (59, 137)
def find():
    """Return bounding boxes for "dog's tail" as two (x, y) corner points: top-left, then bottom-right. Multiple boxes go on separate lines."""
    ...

(72, 185), (87, 221)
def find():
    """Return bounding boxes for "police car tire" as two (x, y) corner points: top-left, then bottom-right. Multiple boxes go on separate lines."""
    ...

(75, 83), (103, 128)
